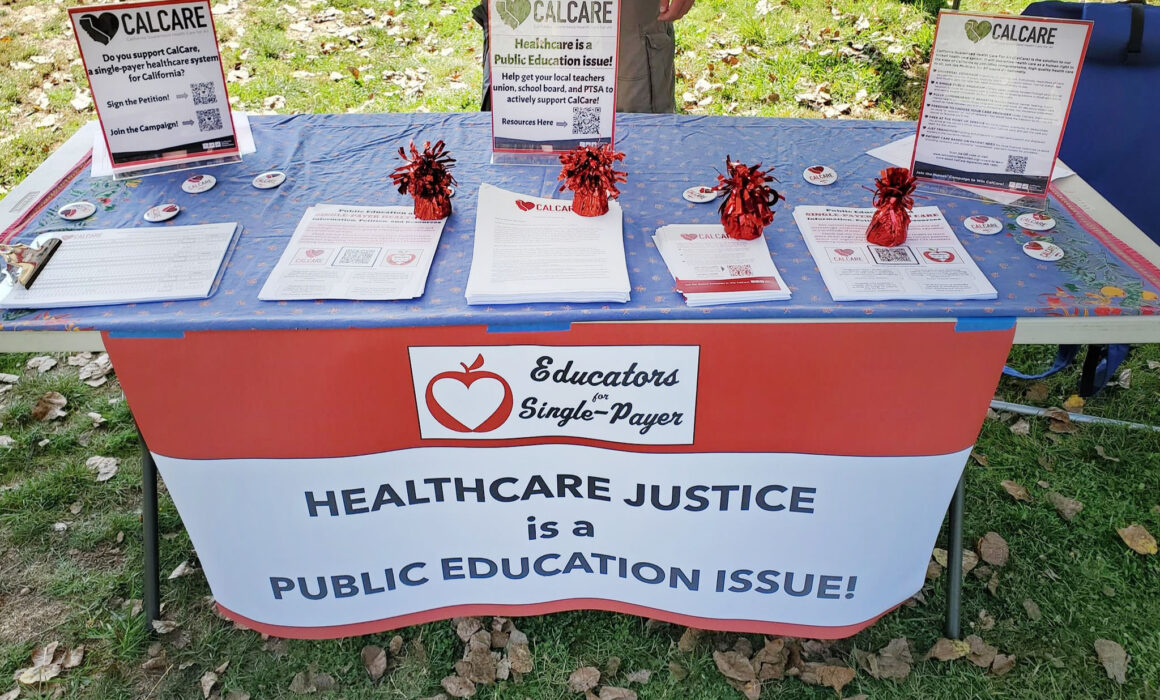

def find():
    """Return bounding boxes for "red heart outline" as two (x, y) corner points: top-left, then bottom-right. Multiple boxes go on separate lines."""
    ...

(424, 354), (513, 433)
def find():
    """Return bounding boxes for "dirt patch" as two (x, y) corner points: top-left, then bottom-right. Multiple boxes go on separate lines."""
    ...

(0, 589), (69, 645)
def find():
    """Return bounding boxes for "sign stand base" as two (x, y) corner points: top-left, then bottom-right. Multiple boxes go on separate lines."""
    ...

(916, 181), (1048, 212)
(113, 153), (243, 181)
(490, 151), (565, 167)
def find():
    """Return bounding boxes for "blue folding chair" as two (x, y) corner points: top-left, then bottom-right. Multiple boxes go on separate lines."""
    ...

(1007, 0), (1157, 394)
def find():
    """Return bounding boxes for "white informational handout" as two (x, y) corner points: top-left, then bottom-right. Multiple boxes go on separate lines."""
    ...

(258, 205), (446, 301)
(488, 0), (618, 152)
(911, 11), (1091, 198)
(465, 184), (630, 304)
(69, 0), (238, 174)
(653, 225), (791, 306)
(0, 223), (238, 308)
(793, 206), (998, 301)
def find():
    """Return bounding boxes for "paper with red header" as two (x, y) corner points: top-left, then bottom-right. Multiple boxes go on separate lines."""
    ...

(258, 205), (445, 301)
(69, 0), (238, 174)
(466, 184), (630, 305)
(653, 224), (791, 306)
(910, 11), (1090, 198)
(793, 206), (998, 301)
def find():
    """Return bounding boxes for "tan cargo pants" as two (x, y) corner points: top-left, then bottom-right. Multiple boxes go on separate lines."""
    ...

(616, 0), (677, 113)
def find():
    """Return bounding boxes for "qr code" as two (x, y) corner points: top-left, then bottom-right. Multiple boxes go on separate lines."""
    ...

(870, 246), (918, 264)
(572, 106), (600, 135)
(1005, 155), (1028, 174)
(335, 247), (379, 266)
(191, 82), (217, 105)
(196, 108), (222, 132)
(727, 264), (753, 277)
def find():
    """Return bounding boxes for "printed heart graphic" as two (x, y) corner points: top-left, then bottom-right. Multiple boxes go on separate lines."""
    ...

(78, 12), (119, 46)
(164, 205), (178, 212)
(681, 233), (699, 241)
(431, 376), (508, 431)
(1033, 213), (1051, 221)
(495, 0), (532, 29)
(971, 216), (989, 223)
(835, 248), (854, 256)
(305, 249), (324, 258)
(1026, 241), (1043, 250)
(964, 19), (991, 43)
(189, 175), (204, 182)
(923, 249), (955, 263)
(808, 166), (826, 174)
(61, 208), (76, 217)
(516, 200), (536, 212)
(386, 253), (417, 266)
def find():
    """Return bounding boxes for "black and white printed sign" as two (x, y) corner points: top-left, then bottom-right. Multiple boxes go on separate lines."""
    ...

(69, 0), (238, 174)
(409, 345), (698, 444)
(488, 0), (619, 152)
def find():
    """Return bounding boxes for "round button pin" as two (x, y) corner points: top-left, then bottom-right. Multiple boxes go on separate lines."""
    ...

(803, 165), (837, 186)
(964, 215), (1002, 235)
(683, 185), (719, 203)
(252, 171), (286, 189)
(182, 173), (217, 194)
(1016, 212), (1056, 231)
(1023, 240), (1064, 261)
(58, 201), (96, 221)
(143, 204), (180, 223)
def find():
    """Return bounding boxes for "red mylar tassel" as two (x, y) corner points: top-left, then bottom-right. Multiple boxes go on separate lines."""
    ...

(865, 167), (917, 247)
(558, 144), (627, 217)
(390, 140), (456, 220)
(717, 156), (781, 240)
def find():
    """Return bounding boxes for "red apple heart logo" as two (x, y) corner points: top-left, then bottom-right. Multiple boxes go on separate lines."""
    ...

(1033, 213), (1050, 221)
(808, 166), (825, 174)
(61, 208), (75, 217)
(305, 249), (324, 258)
(425, 354), (513, 433)
(189, 175), (203, 182)
(516, 200), (536, 212)
(970, 216), (989, 223)
(681, 233), (699, 241)
(834, 248), (854, 257)
(923, 249), (955, 263)
(1026, 241), (1043, 251)
(386, 252), (416, 266)
(164, 205), (178, 213)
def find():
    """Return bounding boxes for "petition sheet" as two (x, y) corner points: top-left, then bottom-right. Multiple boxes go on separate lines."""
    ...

(653, 224), (790, 302)
(259, 205), (445, 301)
(793, 206), (998, 301)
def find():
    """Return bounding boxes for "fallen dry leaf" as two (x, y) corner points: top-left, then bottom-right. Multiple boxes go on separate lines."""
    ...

(200, 670), (218, 698)
(970, 450), (989, 467)
(604, 656), (621, 677)
(965, 635), (997, 668)
(1046, 492), (1084, 521)
(1116, 524), (1158, 554)
(625, 669), (651, 685)
(224, 691), (251, 700)
(169, 560), (197, 580)
(568, 666), (600, 692)
(816, 664), (855, 694)
(441, 675), (475, 698)
(389, 635), (404, 655)
(1026, 382), (1049, 402)
(1001, 480), (1032, 503)
(1094, 445), (1119, 462)
(1094, 639), (1128, 684)
(926, 638), (970, 661)
(86, 456), (120, 482)
(977, 532), (1010, 567)
(1023, 599), (1042, 622)
(1062, 394), (1085, 412)
(63, 645), (84, 669)
(752, 637), (788, 680)
(0, 688), (19, 700)
(869, 637), (912, 680)
(26, 356), (57, 373)
(31, 392), (67, 421)
(1009, 418), (1030, 435)
(362, 645), (387, 681)
(668, 661), (688, 680)
(454, 617), (482, 642)
(1044, 407), (1078, 434)
(151, 620), (179, 634)
(677, 627), (703, 652)
(597, 687), (637, 700)
(991, 653), (1016, 675)
(713, 650), (757, 683)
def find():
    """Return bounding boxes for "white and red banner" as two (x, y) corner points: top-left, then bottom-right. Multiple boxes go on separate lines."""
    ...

(106, 321), (1013, 639)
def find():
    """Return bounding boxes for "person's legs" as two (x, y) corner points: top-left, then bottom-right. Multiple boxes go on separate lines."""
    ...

(472, 2), (491, 111)
(616, 0), (676, 113)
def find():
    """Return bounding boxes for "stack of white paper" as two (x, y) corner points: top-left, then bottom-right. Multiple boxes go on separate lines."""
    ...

(0, 223), (239, 308)
(465, 184), (630, 305)
(259, 205), (445, 301)
(653, 225), (791, 306)
(793, 205), (998, 301)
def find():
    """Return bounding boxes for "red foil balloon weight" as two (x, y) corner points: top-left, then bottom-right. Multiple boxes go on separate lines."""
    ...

(390, 140), (456, 220)
(557, 144), (627, 217)
(717, 156), (781, 240)
(865, 167), (917, 247)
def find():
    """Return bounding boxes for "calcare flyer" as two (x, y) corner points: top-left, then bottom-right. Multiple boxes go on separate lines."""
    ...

(488, 0), (619, 152)
(911, 11), (1090, 198)
(69, 0), (238, 173)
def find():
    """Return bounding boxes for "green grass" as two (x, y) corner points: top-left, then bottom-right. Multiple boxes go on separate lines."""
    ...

(2, 0), (1159, 697)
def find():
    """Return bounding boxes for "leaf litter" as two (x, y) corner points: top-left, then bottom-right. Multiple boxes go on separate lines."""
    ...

(1094, 639), (1128, 684)
(1116, 523), (1157, 554)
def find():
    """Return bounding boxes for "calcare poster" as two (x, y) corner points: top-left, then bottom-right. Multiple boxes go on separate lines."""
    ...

(69, 0), (238, 173)
(105, 321), (1014, 639)
(911, 11), (1090, 198)
(488, 0), (618, 152)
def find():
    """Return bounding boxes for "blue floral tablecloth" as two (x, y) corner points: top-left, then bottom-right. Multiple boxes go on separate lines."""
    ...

(4, 113), (1158, 333)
